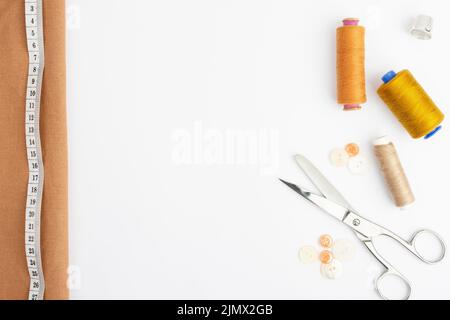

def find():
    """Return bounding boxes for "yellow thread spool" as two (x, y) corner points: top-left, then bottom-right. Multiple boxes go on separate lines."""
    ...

(336, 18), (366, 111)
(377, 70), (444, 139)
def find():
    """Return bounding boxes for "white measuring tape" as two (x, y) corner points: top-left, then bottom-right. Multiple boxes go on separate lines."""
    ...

(24, 0), (45, 300)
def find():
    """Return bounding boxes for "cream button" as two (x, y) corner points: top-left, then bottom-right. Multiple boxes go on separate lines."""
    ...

(298, 246), (318, 264)
(329, 148), (349, 167)
(411, 15), (433, 40)
(320, 259), (343, 280)
(347, 155), (368, 174)
(333, 239), (356, 262)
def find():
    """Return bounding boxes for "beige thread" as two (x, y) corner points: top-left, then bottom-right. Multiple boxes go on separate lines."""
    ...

(373, 137), (415, 208)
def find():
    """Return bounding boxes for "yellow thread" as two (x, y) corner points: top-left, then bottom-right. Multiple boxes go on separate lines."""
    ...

(377, 70), (444, 139)
(336, 18), (366, 110)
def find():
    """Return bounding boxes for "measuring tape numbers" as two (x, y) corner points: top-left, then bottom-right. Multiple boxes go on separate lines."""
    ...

(24, 0), (45, 300)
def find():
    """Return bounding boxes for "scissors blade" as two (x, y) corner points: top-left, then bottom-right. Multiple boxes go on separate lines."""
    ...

(294, 154), (353, 210)
(279, 179), (350, 221)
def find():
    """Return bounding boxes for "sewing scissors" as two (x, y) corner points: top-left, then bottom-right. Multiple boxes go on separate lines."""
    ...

(280, 154), (446, 300)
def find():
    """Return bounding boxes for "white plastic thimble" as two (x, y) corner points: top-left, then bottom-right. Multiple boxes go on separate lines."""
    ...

(410, 15), (433, 40)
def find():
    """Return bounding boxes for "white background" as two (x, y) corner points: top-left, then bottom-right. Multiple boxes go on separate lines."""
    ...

(66, 0), (450, 299)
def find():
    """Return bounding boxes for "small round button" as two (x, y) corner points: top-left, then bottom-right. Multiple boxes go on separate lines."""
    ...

(410, 15), (433, 40)
(319, 234), (333, 248)
(345, 143), (360, 157)
(347, 155), (368, 174)
(298, 246), (318, 264)
(320, 259), (343, 280)
(319, 250), (334, 264)
(329, 148), (349, 167)
(333, 239), (356, 262)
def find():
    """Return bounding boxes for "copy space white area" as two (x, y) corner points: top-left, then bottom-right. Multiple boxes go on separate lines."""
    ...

(67, 0), (450, 299)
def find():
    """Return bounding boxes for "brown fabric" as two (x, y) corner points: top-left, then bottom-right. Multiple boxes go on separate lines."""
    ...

(0, 0), (68, 299)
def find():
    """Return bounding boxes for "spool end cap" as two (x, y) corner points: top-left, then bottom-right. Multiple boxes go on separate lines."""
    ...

(399, 202), (415, 210)
(382, 71), (397, 84)
(373, 135), (392, 146)
(424, 125), (442, 139)
(343, 18), (359, 26)
(343, 104), (361, 111)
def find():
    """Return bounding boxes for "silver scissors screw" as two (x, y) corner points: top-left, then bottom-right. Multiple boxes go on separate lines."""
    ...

(353, 219), (360, 226)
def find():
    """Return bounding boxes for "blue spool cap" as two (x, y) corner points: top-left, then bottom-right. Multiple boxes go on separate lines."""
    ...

(424, 125), (442, 139)
(382, 70), (397, 84)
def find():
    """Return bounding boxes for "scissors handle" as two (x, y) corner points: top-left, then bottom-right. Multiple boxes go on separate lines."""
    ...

(347, 212), (446, 299)
(344, 211), (446, 264)
(362, 239), (412, 300)
(376, 227), (446, 264)
(375, 267), (412, 300)
(361, 228), (446, 300)
(407, 229), (446, 264)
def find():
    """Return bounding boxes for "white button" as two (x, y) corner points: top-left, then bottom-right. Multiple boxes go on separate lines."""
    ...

(411, 15), (433, 40)
(329, 148), (349, 167)
(347, 155), (368, 174)
(333, 239), (356, 262)
(320, 259), (343, 280)
(298, 246), (318, 264)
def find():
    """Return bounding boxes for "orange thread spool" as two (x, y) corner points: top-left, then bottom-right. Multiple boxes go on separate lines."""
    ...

(336, 18), (366, 111)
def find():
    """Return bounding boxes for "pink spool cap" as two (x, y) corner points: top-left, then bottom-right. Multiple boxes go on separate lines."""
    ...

(343, 18), (359, 26)
(343, 104), (362, 111)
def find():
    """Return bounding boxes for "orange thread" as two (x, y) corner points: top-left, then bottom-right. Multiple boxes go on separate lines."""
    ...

(377, 70), (444, 139)
(336, 18), (366, 111)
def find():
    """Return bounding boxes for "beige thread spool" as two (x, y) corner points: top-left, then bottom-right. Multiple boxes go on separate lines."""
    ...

(373, 136), (415, 209)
